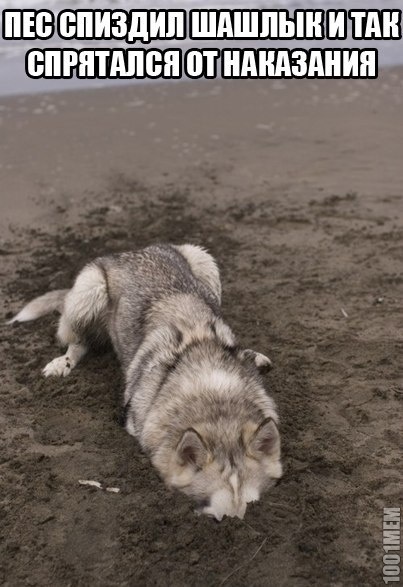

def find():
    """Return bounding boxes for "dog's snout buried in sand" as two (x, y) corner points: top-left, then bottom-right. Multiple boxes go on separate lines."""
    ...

(10, 243), (282, 521)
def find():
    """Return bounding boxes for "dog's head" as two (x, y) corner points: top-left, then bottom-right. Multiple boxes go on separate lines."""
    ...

(158, 417), (282, 521)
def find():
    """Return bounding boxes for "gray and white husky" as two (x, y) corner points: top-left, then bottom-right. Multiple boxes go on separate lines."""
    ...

(10, 244), (282, 520)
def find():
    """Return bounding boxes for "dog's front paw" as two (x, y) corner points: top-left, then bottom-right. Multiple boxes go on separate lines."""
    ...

(43, 355), (72, 377)
(240, 349), (273, 373)
(253, 352), (272, 372)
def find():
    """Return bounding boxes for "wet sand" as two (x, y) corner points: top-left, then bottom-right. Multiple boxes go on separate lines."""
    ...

(0, 71), (402, 586)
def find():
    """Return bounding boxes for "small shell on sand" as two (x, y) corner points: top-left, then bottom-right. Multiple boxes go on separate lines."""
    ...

(78, 480), (120, 493)
(78, 479), (102, 489)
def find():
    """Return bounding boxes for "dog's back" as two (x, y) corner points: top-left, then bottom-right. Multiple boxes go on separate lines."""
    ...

(96, 244), (221, 370)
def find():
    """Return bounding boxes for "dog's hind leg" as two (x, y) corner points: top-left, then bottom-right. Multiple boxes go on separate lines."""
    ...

(42, 340), (88, 377)
(43, 263), (108, 377)
(175, 244), (222, 304)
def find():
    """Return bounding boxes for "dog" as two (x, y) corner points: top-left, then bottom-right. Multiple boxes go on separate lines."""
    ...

(10, 244), (282, 520)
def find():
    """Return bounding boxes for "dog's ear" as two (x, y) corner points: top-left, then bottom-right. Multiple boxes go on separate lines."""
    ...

(176, 429), (208, 469)
(239, 349), (273, 373)
(249, 418), (280, 457)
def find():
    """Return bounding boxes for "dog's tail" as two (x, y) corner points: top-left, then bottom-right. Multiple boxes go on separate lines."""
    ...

(8, 289), (69, 324)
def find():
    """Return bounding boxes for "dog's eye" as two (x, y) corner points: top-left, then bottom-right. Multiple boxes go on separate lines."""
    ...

(196, 498), (210, 508)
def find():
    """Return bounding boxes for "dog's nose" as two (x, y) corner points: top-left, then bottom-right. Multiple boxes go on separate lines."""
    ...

(196, 505), (223, 521)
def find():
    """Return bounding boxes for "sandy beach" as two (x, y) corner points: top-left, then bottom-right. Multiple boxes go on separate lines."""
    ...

(1, 70), (402, 586)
